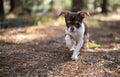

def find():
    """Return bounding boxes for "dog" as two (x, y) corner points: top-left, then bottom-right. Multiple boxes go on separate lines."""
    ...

(59, 11), (89, 60)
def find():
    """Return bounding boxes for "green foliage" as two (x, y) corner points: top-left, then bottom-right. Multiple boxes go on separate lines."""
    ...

(88, 41), (100, 49)
(109, 0), (120, 10)
(113, 36), (120, 42)
(34, 16), (54, 25)
(64, 0), (72, 10)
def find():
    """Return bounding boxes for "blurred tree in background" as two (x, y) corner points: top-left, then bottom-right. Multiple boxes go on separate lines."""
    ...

(0, 0), (120, 28)
(72, 0), (84, 11)
(101, 0), (108, 14)
(0, 0), (4, 21)
(0, 0), (120, 16)
(9, 0), (31, 14)
(9, 0), (24, 14)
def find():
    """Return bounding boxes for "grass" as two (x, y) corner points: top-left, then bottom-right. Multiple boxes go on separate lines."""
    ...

(88, 41), (101, 49)
(113, 36), (120, 42)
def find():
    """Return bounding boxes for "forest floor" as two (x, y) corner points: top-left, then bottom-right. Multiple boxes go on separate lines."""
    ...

(0, 13), (120, 77)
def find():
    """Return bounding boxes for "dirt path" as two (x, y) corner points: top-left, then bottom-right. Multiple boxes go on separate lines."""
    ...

(0, 17), (120, 77)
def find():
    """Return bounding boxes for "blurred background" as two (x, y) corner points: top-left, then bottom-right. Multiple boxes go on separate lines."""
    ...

(0, 0), (120, 28)
(0, 1), (120, 77)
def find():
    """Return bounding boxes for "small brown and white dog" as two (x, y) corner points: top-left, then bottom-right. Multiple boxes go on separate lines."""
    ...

(59, 11), (89, 60)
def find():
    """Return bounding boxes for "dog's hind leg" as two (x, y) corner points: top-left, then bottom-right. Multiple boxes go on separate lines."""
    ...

(83, 33), (89, 49)
(83, 23), (89, 49)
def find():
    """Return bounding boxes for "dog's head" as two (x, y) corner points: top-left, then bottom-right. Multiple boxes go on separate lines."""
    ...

(59, 11), (89, 32)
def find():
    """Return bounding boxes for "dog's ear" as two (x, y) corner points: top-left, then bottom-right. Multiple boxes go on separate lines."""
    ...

(78, 11), (89, 18)
(59, 11), (69, 17)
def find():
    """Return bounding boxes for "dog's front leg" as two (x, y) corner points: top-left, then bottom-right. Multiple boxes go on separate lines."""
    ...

(65, 35), (73, 50)
(71, 39), (84, 60)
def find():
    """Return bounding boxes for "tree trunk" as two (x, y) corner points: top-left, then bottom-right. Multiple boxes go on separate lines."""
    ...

(72, 0), (84, 12)
(9, 0), (24, 15)
(101, 0), (108, 14)
(0, 0), (4, 21)
(49, 0), (54, 11)
(9, 0), (15, 13)
(94, 0), (97, 10)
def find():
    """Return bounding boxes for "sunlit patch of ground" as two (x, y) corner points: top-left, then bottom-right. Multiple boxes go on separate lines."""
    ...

(0, 13), (120, 77)
(0, 26), (64, 43)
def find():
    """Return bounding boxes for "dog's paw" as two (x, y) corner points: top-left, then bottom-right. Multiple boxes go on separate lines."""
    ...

(71, 55), (78, 60)
(70, 47), (75, 51)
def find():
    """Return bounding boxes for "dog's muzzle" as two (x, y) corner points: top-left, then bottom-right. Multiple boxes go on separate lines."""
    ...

(70, 27), (74, 32)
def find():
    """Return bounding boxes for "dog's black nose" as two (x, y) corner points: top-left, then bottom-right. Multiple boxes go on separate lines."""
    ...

(70, 27), (74, 32)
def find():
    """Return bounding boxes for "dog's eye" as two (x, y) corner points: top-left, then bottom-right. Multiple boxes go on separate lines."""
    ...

(75, 25), (80, 28)
(75, 22), (80, 28)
